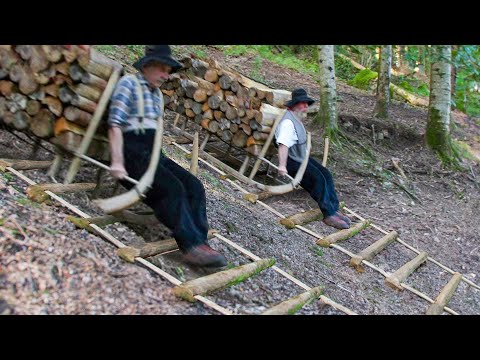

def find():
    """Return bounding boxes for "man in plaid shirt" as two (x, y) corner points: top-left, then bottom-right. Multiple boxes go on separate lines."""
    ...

(108, 45), (227, 268)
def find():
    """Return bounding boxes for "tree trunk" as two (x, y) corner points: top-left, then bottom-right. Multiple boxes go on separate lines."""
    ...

(373, 45), (392, 119)
(417, 45), (426, 75)
(399, 45), (405, 68)
(315, 45), (338, 139)
(451, 45), (458, 106)
(426, 46), (457, 165)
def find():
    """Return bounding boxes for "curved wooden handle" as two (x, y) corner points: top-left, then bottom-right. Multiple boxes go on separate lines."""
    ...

(94, 117), (164, 214)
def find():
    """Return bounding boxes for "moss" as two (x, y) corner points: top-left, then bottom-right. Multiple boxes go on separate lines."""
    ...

(2, 173), (14, 181)
(426, 108), (462, 167)
(416, 83), (430, 97)
(27, 188), (49, 203)
(15, 197), (40, 208)
(398, 80), (430, 97)
(224, 258), (276, 288)
(347, 69), (378, 90)
(317, 220), (371, 247)
(334, 54), (359, 81)
(398, 80), (415, 93)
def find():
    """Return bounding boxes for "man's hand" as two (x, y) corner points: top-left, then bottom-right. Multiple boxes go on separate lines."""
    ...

(278, 166), (288, 177)
(110, 162), (128, 180)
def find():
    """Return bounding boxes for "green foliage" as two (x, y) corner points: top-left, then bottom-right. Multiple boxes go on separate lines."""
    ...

(347, 69), (378, 90)
(335, 54), (358, 81)
(15, 196), (40, 208)
(125, 45), (144, 57)
(416, 83), (430, 97)
(95, 45), (116, 57)
(2, 173), (14, 182)
(223, 45), (250, 56)
(397, 79), (430, 97)
(250, 55), (265, 83)
(452, 45), (480, 117)
(310, 246), (324, 257)
(222, 45), (319, 77)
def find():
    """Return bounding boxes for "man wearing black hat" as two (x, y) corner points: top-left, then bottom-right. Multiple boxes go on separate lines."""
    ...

(275, 88), (351, 229)
(107, 45), (228, 267)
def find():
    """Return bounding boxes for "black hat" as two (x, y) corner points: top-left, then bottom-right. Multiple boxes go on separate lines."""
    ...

(285, 88), (315, 107)
(133, 45), (183, 73)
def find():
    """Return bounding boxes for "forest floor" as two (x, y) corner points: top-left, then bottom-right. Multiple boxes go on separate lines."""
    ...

(1, 45), (479, 315)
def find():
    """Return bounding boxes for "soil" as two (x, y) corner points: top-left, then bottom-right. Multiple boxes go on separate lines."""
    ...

(1, 45), (479, 315)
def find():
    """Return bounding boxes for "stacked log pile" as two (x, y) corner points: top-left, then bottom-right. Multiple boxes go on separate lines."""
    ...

(162, 57), (290, 156)
(0, 45), (122, 160)
(1, 46), (289, 160)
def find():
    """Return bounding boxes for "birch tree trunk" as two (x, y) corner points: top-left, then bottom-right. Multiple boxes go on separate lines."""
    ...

(373, 45), (392, 119)
(315, 45), (338, 139)
(451, 45), (458, 106)
(426, 45), (457, 165)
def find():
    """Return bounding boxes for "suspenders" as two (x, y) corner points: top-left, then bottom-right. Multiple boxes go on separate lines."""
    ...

(131, 74), (146, 135)
(129, 73), (164, 136)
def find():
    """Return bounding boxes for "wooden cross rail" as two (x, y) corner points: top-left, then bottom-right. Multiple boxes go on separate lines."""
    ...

(4, 165), (232, 315)
(168, 141), (475, 315)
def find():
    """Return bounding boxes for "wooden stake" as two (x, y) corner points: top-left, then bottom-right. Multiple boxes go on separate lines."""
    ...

(316, 220), (371, 247)
(280, 209), (323, 229)
(262, 286), (324, 315)
(47, 147), (65, 179)
(190, 132), (199, 176)
(117, 229), (218, 263)
(322, 137), (330, 167)
(172, 258), (276, 302)
(0, 159), (52, 172)
(426, 273), (462, 315)
(239, 155), (251, 175)
(350, 231), (398, 272)
(117, 239), (179, 263)
(64, 68), (121, 184)
(385, 251), (428, 291)
(27, 183), (97, 203)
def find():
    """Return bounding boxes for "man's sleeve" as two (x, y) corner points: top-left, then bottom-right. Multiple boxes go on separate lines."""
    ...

(275, 119), (298, 148)
(108, 76), (133, 128)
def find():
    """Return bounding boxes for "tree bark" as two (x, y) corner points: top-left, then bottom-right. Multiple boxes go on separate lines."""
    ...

(373, 45), (392, 119)
(280, 209), (323, 229)
(426, 46), (456, 165)
(316, 220), (371, 247)
(172, 258), (276, 302)
(385, 252), (428, 291)
(350, 231), (398, 272)
(315, 45), (338, 139)
(262, 286), (324, 315)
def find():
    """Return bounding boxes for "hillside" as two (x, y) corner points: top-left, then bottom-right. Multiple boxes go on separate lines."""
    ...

(1, 45), (479, 315)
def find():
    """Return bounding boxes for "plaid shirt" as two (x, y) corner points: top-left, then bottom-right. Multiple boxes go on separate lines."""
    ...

(108, 73), (164, 132)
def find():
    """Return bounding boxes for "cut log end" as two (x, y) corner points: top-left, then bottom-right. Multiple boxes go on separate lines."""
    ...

(117, 247), (141, 263)
(385, 277), (403, 291)
(279, 218), (296, 229)
(316, 239), (331, 248)
(243, 193), (259, 204)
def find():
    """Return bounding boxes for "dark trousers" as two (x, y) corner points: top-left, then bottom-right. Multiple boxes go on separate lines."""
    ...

(287, 157), (340, 218)
(119, 130), (208, 252)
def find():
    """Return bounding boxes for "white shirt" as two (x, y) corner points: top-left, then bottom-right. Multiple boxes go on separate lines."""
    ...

(275, 118), (298, 148)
